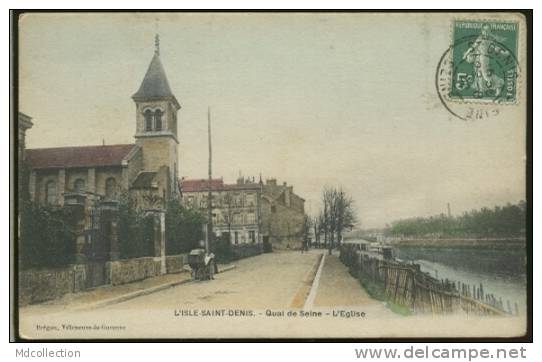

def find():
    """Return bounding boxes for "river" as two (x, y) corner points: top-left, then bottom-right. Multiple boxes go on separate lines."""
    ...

(393, 245), (528, 315)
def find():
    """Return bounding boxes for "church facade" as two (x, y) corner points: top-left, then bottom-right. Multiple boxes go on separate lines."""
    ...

(25, 36), (180, 211)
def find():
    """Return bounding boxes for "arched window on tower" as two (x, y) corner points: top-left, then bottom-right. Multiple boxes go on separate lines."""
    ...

(74, 178), (86, 194)
(105, 177), (117, 200)
(154, 109), (163, 131)
(45, 180), (57, 205)
(144, 109), (153, 131)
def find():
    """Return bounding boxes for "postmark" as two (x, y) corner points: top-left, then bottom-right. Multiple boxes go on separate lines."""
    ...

(436, 19), (521, 120)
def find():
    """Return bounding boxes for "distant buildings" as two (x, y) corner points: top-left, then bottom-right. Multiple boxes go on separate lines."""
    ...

(180, 176), (262, 245)
(261, 179), (305, 249)
(181, 177), (306, 249)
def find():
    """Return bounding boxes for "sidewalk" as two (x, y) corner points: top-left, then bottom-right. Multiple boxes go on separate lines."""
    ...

(313, 254), (392, 316)
(21, 264), (236, 313)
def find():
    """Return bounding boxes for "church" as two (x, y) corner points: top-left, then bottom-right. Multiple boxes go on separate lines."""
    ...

(24, 35), (180, 211)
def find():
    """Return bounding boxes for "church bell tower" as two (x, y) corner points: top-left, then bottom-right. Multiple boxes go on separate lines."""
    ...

(132, 35), (180, 197)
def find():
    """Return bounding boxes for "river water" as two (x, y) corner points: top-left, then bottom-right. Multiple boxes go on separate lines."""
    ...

(393, 245), (528, 315)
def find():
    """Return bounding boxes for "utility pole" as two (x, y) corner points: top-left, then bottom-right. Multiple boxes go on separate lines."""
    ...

(206, 107), (213, 254)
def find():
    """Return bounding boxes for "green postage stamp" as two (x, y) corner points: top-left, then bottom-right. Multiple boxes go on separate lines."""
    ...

(449, 20), (519, 103)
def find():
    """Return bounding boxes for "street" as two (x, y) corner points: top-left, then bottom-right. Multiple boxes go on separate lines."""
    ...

(106, 251), (321, 310)
(19, 251), (525, 339)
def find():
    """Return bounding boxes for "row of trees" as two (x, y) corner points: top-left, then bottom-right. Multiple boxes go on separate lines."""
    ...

(385, 201), (526, 238)
(309, 186), (357, 254)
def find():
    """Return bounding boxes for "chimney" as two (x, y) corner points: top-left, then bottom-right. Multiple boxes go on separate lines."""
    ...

(284, 186), (291, 207)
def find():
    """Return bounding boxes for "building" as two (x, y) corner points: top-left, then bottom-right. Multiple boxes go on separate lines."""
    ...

(24, 35), (180, 211)
(181, 176), (306, 250)
(17, 112), (34, 199)
(18, 112), (33, 165)
(180, 176), (262, 245)
(260, 179), (305, 249)
(20, 36), (181, 282)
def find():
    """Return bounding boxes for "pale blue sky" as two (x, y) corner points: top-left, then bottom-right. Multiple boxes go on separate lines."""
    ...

(19, 13), (526, 227)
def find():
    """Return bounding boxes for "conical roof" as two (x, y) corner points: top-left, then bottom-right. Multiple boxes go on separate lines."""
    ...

(132, 53), (180, 108)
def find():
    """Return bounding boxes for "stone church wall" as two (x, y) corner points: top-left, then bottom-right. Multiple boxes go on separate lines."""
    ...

(107, 257), (162, 286)
(19, 266), (78, 305)
(19, 253), (187, 306)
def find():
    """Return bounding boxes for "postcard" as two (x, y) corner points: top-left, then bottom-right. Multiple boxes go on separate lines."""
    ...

(13, 11), (530, 340)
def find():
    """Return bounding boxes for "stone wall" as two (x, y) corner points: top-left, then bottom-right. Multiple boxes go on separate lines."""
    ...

(107, 254), (187, 285)
(19, 254), (187, 305)
(107, 257), (162, 286)
(231, 243), (263, 260)
(19, 266), (84, 305)
(166, 254), (186, 273)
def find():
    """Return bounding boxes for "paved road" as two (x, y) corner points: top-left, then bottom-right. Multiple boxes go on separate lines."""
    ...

(103, 251), (320, 310)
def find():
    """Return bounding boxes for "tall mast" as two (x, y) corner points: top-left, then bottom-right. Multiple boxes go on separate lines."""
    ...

(206, 106), (213, 253)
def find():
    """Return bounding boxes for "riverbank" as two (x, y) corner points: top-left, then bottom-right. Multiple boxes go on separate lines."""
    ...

(392, 238), (526, 249)
(393, 244), (527, 316)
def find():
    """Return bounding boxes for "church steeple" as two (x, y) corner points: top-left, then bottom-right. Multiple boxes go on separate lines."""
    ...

(132, 35), (180, 197)
(132, 36), (180, 109)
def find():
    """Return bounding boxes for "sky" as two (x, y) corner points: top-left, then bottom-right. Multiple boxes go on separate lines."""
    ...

(19, 13), (526, 228)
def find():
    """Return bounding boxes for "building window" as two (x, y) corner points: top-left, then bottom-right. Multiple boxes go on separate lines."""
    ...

(234, 231), (239, 245)
(247, 212), (256, 224)
(105, 177), (117, 199)
(154, 110), (163, 131)
(45, 180), (57, 205)
(144, 109), (153, 131)
(233, 212), (243, 225)
(249, 230), (256, 243)
(74, 178), (85, 193)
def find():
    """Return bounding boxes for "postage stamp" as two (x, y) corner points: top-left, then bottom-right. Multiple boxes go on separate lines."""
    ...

(448, 20), (519, 103)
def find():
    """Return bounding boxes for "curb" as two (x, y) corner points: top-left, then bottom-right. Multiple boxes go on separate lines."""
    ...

(71, 265), (238, 311)
(218, 265), (236, 273)
(303, 253), (326, 309)
(72, 277), (192, 311)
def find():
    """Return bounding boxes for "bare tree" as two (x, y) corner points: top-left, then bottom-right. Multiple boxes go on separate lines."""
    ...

(320, 186), (357, 254)
(334, 187), (356, 245)
(301, 214), (312, 250)
(312, 215), (319, 247)
(322, 186), (338, 255)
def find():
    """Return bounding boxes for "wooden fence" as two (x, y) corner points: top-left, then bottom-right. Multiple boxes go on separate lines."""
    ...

(339, 244), (512, 316)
